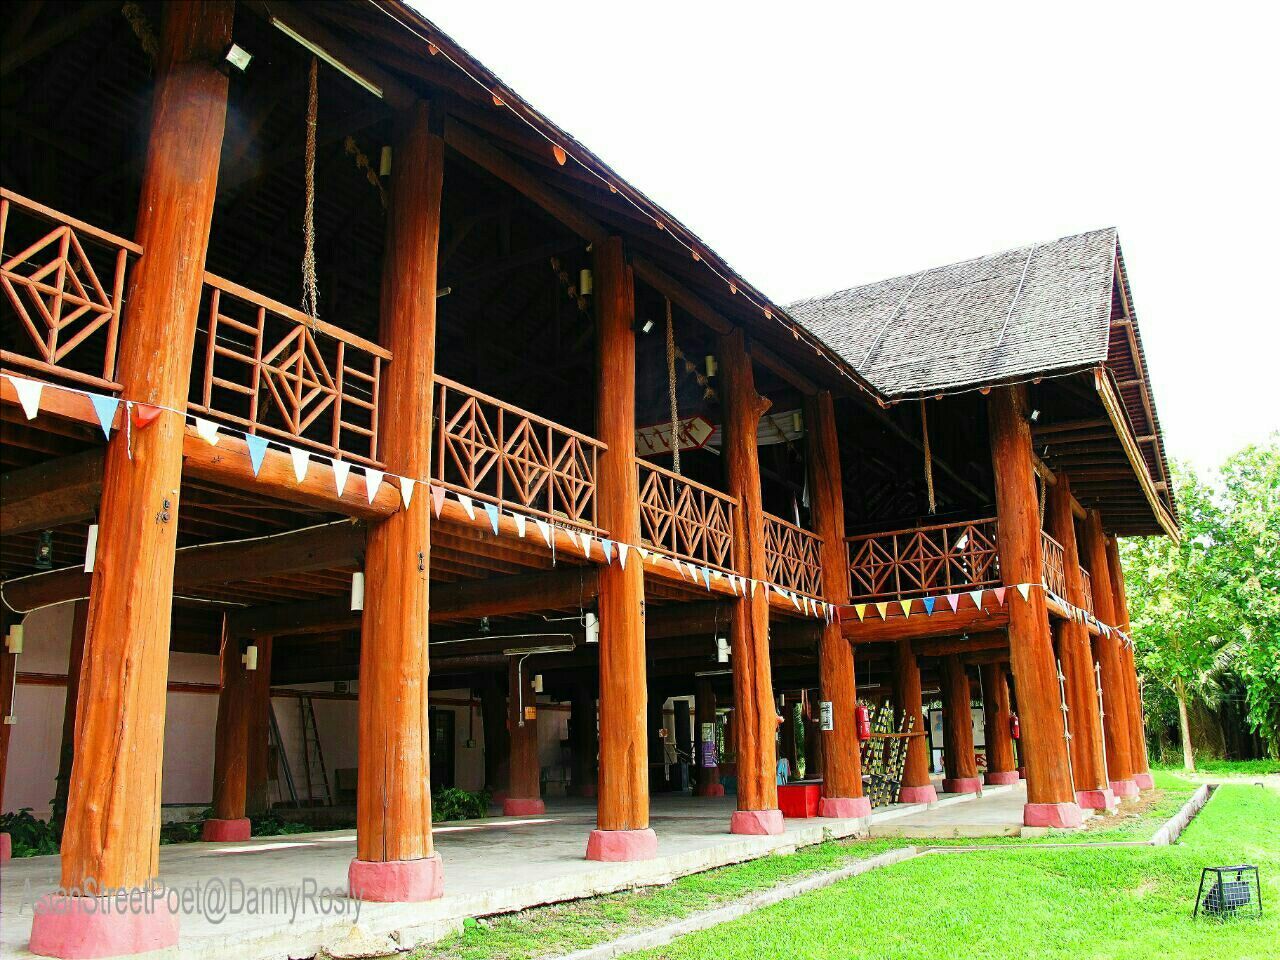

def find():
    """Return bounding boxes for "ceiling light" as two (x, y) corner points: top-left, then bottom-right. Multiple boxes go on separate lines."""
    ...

(1030, 409), (1041, 422)
(270, 17), (383, 98)
(640, 318), (655, 335)
(222, 43), (253, 73)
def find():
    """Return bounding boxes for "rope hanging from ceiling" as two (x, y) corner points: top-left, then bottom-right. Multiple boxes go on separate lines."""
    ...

(301, 56), (321, 323)
(665, 297), (681, 475)
(920, 398), (937, 514)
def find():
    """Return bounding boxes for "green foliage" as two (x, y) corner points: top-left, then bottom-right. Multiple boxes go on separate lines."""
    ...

(1121, 436), (1280, 758)
(433, 787), (491, 822)
(0, 808), (59, 857)
(249, 812), (316, 836)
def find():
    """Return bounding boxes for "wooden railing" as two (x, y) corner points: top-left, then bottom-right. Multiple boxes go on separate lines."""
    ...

(0, 188), (141, 392)
(434, 375), (604, 531)
(1080, 568), (1095, 615)
(1040, 530), (1068, 598)
(637, 459), (736, 573)
(191, 273), (387, 466)
(846, 517), (1001, 602)
(763, 513), (824, 597)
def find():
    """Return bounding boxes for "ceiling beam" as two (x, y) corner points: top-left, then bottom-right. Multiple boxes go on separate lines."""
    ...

(0, 449), (102, 536)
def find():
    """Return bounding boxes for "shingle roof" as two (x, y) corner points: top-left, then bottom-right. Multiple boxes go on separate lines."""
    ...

(786, 229), (1118, 398)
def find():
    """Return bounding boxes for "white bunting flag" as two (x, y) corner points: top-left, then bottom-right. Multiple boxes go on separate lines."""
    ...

(749, 579), (758, 597)
(399, 476), (415, 508)
(195, 417), (221, 446)
(364, 468), (385, 504)
(1017, 583), (1032, 601)
(566, 529), (580, 552)
(11, 376), (43, 420)
(535, 519), (552, 546)
(580, 533), (594, 559)
(790, 592), (801, 611)
(617, 542), (629, 568)
(456, 492), (476, 519)
(969, 589), (984, 610)
(637, 546), (650, 563)
(291, 447), (311, 483)
(513, 513), (527, 538)
(332, 458), (351, 497)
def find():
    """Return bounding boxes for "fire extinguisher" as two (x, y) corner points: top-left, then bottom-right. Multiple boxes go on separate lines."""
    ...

(855, 704), (871, 741)
(1009, 713), (1021, 740)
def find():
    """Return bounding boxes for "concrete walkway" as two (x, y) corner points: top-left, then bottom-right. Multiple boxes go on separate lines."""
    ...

(0, 789), (1013, 959)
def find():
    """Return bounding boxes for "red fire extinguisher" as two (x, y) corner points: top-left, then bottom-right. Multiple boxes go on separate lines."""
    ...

(855, 704), (871, 741)
(1009, 713), (1021, 740)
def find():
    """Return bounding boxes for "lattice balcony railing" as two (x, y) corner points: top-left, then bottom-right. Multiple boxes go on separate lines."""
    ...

(0, 188), (141, 392)
(846, 517), (1001, 602)
(763, 513), (824, 598)
(637, 460), (736, 573)
(1040, 530), (1068, 598)
(1080, 568), (1095, 615)
(191, 273), (387, 466)
(433, 376), (603, 531)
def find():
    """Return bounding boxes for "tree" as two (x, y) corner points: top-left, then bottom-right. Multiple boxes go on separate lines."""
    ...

(1121, 437), (1280, 767)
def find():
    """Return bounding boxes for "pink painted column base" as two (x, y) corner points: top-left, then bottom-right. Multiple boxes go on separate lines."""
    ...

(0, 832), (10, 862)
(347, 854), (444, 903)
(941, 776), (983, 794)
(29, 893), (180, 959)
(730, 808), (784, 835)
(1133, 772), (1155, 790)
(1076, 787), (1118, 811)
(819, 796), (872, 819)
(1109, 778), (1139, 798)
(201, 817), (251, 842)
(1023, 801), (1084, 829)
(898, 784), (938, 804)
(502, 797), (546, 816)
(984, 770), (1020, 785)
(695, 783), (725, 797)
(585, 827), (658, 861)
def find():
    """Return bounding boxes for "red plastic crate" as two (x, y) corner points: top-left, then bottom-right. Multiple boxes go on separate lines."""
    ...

(777, 781), (821, 818)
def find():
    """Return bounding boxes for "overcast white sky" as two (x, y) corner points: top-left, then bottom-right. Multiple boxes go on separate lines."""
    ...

(418, 1), (1278, 469)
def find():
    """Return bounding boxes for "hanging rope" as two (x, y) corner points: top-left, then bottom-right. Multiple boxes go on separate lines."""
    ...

(1038, 471), (1047, 527)
(665, 297), (681, 475)
(121, 2), (158, 63)
(300, 57), (321, 323)
(920, 398), (937, 514)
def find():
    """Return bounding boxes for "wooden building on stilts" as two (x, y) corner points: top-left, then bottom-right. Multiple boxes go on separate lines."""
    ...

(0, 3), (1176, 956)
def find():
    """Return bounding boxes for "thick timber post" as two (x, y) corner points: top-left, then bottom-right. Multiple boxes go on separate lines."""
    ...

(351, 100), (444, 902)
(569, 682), (598, 797)
(940, 656), (981, 794)
(244, 636), (273, 815)
(979, 662), (1018, 784)
(204, 621), (252, 841)
(987, 385), (1082, 827)
(480, 671), (510, 797)
(0, 610), (17, 863)
(720, 329), (782, 835)
(892, 640), (936, 802)
(805, 391), (869, 817)
(51, 602), (89, 837)
(588, 235), (655, 861)
(31, 5), (234, 954)
(1107, 534), (1153, 789)
(504, 657), (544, 815)
(693, 678), (723, 796)
(1081, 510), (1137, 798)
(1046, 477), (1113, 809)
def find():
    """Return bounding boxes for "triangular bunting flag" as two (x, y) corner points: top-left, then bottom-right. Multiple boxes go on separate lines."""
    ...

(922, 596), (937, 616)
(875, 602), (890, 620)
(566, 528), (580, 552)
(946, 593), (960, 613)
(483, 502), (501, 533)
(747, 578), (757, 597)
(617, 542), (629, 568)
(332, 458), (351, 497)
(513, 513), (527, 538)
(637, 546), (649, 563)
(790, 592), (801, 610)
(969, 589), (984, 609)
(245, 434), (269, 477)
(194, 417), (220, 446)
(291, 447), (311, 483)
(993, 586), (1007, 606)
(702, 566), (712, 590)
(580, 533), (594, 559)
(11, 376), (42, 419)
(431, 483), (447, 518)
(365, 468), (385, 505)
(855, 603), (868, 622)
(90, 394), (120, 439)
(456, 492), (476, 520)
(399, 476), (415, 509)
(132, 403), (161, 430)
(1016, 583), (1032, 602)
(728, 575), (739, 595)
(600, 539), (614, 564)
(900, 599), (913, 618)
(534, 519), (552, 546)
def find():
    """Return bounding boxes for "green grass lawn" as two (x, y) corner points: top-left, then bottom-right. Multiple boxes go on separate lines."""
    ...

(1155, 758), (1280, 776)
(630, 784), (1279, 960)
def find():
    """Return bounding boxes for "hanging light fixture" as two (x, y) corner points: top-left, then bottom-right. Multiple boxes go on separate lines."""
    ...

(350, 572), (365, 611)
(34, 530), (53, 571)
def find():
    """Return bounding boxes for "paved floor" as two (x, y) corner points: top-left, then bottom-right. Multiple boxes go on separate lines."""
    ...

(0, 788), (1017, 959)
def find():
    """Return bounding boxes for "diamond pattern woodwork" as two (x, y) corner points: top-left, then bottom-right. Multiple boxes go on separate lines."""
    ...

(637, 460), (735, 572)
(763, 513), (824, 597)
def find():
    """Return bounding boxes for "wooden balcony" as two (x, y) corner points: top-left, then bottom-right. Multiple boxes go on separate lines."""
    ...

(846, 517), (1001, 603)
(763, 512), (823, 598)
(637, 459), (736, 574)
(1080, 568), (1096, 615)
(1040, 530), (1068, 598)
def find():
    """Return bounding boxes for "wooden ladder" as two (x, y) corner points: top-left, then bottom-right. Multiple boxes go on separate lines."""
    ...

(298, 695), (332, 807)
(268, 702), (299, 808)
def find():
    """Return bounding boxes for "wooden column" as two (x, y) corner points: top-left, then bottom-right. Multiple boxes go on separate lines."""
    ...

(204, 620), (251, 841)
(940, 656), (981, 793)
(351, 100), (444, 902)
(693, 678), (723, 796)
(805, 391), (869, 816)
(589, 235), (655, 861)
(802, 690), (823, 780)
(720, 329), (783, 835)
(569, 683), (598, 797)
(1080, 510), (1137, 797)
(1107, 534), (1153, 789)
(51, 602), (88, 836)
(0, 611), (17, 862)
(779, 694), (798, 781)
(43, 10), (233, 948)
(979, 662), (1018, 784)
(503, 657), (544, 815)
(892, 641), (936, 802)
(244, 636), (273, 815)
(987, 385), (1081, 826)
(672, 698), (692, 790)
(1046, 478), (1112, 808)
(480, 671), (510, 796)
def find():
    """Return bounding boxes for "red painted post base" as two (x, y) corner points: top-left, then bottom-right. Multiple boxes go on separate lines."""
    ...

(729, 808), (785, 836)
(1023, 801), (1083, 828)
(586, 827), (658, 861)
(201, 817), (251, 842)
(1133, 771), (1155, 791)
(898, 784), (938, 804)
(347, 854), (444, 903)
(695, 783), (725, 797)
(502, 797), (546, 816)
(941, 777), (983, 795)
(0, 832), (10, 862)
(984, 770), (1020, 785)
(1075, 787), (1118, 811)
(1109, 778), (1140, 798)
(29, 893), (180, 959)
(818, 796), (872, 819)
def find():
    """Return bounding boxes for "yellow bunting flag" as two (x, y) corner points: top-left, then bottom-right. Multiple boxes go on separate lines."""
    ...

(899, 599), (913, 618)
(855, 603), (868, 622)
(875, 602), (890, 620)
